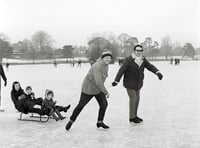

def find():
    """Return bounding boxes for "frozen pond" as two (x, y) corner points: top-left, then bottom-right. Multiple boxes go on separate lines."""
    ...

(0, 61), (200, 148)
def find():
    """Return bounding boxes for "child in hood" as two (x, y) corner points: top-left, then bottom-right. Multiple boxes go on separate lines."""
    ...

(44, 89), (70, 121)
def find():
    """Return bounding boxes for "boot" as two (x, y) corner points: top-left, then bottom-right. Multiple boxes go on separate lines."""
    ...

(136, 116), (143, 122)
(96, 121), (109, 129)
(129, 117), (141, 123)
(65, 120), (73, 130)
(51, 112), (59, 121)
(55, 109), (66, 120)
(64, 105), (71, 112)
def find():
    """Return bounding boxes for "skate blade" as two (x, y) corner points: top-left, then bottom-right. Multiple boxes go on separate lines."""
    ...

(96, 127), (109, 131)
(130, 122), (144, 126)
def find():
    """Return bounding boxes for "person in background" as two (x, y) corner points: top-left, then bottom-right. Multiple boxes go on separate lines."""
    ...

(112, 45), (163, 124)
(0, 63), (7, 87)
(77, 59), (82, 68)
(0, 63), (7, 111)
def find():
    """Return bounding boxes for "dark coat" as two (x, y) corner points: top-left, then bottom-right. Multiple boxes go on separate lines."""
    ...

(44, 98), (56, 110)
(11, 88), (25, 110)
(0, 64), (7, 82)
(11, 89), (35, 114)
(114, 56), (159, 90)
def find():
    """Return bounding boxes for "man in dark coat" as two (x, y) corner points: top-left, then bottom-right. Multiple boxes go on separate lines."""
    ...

(0, 63), (7, 110)
(112, 45), (163, 123)
(0, 63), (7, 87)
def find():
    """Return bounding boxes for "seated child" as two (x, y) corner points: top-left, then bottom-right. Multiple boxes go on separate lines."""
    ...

(44, 89), (70, 121)
(25, 86), (44, 106)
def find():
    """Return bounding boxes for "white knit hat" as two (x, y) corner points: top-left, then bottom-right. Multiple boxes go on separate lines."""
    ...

(101, 50), (113, 59)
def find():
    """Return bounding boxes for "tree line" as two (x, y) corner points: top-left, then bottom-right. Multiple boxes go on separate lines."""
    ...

(0, 31), (198, 63)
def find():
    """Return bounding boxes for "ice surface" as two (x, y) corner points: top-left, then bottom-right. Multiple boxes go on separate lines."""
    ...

(0, 61), (200, 148)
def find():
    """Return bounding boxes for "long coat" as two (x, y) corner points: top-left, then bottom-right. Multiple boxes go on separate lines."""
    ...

(114, 56), (159, 90)
(0, 64), (7, 82)
(11, 89), (35, 114)
(81, 59), (108, 95)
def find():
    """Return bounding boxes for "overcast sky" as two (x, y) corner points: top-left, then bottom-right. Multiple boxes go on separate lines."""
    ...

(0, 0), (199, 48)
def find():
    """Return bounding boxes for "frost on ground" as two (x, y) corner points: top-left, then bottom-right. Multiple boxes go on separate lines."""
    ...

(0, 61), (200, 148)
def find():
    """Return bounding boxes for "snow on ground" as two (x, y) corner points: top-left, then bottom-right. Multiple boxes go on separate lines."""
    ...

(0, 61), (200, 148)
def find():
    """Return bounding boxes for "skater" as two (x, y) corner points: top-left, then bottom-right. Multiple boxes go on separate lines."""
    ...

(0, 63), (7, 111)
(177, 58), (180, 65)
(77, 59), (82, 67)
(6, 62), (10, 71)
(0, 63), (7, 87)
(11, 82), (46, 115)
(65, 50), (112, 130)
(170, 58), (173, 65)
(112, 45), (163, 124)
(44, 89), (70, 121)
(72, 61), (75, 67)
(53, 60), (57, 68)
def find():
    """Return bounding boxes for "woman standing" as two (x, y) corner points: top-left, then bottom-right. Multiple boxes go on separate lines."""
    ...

(65, 50), (112, 130)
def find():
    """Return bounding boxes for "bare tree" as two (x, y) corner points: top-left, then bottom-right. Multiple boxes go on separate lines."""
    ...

(182, 43), (195, 60)
(118, 33), (131, 46)
(161, 36), (173, 60)
(31, 31), (54, 58)
(0, 33), (12, 61)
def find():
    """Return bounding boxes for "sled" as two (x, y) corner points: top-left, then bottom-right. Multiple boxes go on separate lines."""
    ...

(18, 112), (50, 123)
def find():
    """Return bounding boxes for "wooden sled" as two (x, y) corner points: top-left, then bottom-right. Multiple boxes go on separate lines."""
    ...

(18, 112), (50, 123)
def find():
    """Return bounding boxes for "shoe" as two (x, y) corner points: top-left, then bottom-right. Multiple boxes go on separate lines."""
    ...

(136, 116), (143, 122)
(65, 120), (73, 130)
(129, 117), (141, 123)
(52, 113), (59, 121)
(96, 122), (109, 129)
(64, 105), (71, 112)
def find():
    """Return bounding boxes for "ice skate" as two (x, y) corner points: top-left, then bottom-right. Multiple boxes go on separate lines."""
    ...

(96, 122), (109, 129)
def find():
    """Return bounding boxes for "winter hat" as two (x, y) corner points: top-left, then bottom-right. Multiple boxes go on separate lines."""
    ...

(101, 50), (113, 59)
(45, 89), (54, 97)
(134, 45), (143, 51)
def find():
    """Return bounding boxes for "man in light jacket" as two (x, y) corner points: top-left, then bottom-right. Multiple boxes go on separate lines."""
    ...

(112, 45), (163, 124)
(65, 50), (112, 130)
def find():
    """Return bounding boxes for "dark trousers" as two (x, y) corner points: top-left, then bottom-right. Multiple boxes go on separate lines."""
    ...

(32, 98), (43, 106)
(126, 89), (140, 119)
(70, 92), (108, 122)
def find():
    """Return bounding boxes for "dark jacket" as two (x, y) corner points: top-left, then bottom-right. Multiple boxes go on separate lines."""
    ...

(24, 93), (35, 101)
(44, 98), (56, 110)
(0, 64), (7, 82)
(11, 89), (35, 114)
(11, 88), (25, 110)
(114, 56), (159, 90)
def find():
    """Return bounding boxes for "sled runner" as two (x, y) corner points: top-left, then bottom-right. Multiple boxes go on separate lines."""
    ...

(18, 112), (50, 123)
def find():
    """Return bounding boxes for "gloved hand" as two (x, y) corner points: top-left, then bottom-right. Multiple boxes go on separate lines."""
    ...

(4, 80), (7, 86)
(157, 72), (163, 80)
(105, 92), (110, 98)
(112, 81), (118, 86)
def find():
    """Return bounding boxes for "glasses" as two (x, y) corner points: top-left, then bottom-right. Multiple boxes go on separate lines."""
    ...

(135, 50), (143, 52)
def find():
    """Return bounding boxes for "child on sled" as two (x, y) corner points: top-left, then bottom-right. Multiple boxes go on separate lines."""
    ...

(44, 89), (70, 121)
